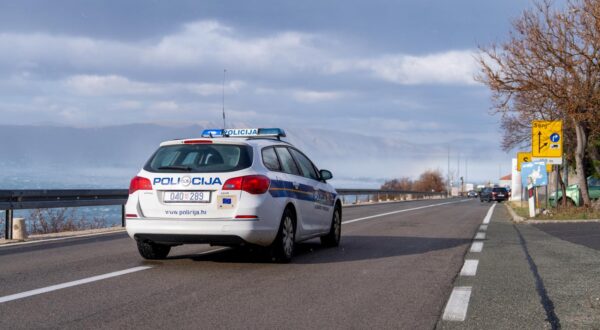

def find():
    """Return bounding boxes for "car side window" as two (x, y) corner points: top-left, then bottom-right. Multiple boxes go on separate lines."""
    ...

(289, 148), (319, 180)
(275, 147), (301, 176)
(261, 147), (281, 171)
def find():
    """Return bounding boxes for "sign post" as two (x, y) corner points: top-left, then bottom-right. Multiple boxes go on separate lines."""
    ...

(528, 184), (536, 218)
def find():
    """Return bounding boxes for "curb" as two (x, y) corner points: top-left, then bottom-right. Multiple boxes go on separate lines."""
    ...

(504, 203), (525, 223)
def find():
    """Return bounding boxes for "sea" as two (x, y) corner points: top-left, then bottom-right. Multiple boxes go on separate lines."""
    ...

(0, 167), (383, 238)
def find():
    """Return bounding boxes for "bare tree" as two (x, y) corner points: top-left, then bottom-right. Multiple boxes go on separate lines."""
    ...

(413, 169), (446, 192)
(478, 0), (600, 207)
(381, 177), (413, 191)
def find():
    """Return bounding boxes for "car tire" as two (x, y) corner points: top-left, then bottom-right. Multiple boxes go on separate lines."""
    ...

(271, 207), (296, 263)
(321, 207), (341, 247)
(558, 198), (576, 207)
(136, 240), (171, 260)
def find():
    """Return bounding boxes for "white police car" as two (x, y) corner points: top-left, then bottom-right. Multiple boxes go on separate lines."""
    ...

(125, 128), (341, 262)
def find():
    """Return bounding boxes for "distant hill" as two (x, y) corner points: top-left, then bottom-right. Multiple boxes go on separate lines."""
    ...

(0, 123), (483, 188)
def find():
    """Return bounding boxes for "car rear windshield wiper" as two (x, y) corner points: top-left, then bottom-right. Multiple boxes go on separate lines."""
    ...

(158, 165), (193, 171)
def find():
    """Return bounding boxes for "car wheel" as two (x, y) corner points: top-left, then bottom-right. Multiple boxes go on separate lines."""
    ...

(271, 208), (296, 263)
(558, 198), (576, 207)
(136, 240), (171, 260)
(321, 207), (341, 247)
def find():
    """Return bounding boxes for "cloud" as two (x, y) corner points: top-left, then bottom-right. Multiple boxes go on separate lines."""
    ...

(1, 21), (479, 87)
(66, 75), (161, 96)
(291, 90), (346, 103)
(329, 50), (479, 85)
(65, 74), (246, 97)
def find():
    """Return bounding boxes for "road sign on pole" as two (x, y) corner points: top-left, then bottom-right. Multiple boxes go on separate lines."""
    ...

(532, 121), (563, 163)
(517, 151), (552, 172)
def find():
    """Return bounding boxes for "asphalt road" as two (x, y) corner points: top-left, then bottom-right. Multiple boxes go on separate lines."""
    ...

(0, 198), (489, 329)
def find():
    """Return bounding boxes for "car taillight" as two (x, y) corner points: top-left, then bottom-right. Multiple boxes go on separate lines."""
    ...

(492, 192), (498, 195)
(129, 176), (152, 194)
(223, 175), (270, 194)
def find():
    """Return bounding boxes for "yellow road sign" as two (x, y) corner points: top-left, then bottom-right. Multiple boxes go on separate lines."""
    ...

(517, 151), (553, 172)
(532, 120), (563, 158)
(517, 152), (531, 171)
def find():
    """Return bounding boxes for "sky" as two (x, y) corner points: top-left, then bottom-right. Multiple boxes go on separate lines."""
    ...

(0, 0), (545, 186)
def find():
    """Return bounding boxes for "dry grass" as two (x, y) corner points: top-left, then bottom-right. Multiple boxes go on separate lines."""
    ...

(28, 208), (108, 234)
(509, 201), (600, 220)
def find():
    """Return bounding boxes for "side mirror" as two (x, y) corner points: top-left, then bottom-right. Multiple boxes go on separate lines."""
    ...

(320, 169), (333, 181)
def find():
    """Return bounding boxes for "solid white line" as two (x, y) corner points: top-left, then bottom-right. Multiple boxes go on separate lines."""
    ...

(342, 200), (468, 225)
(0, 266), (152, 304)
(460, 259), (479, 276)
(479, 224), (488, 231)
(482, 203), (496, 224)
(443, 286), (472, 321)
(475, 232), (486, 240)
(470, 241), (484, 253)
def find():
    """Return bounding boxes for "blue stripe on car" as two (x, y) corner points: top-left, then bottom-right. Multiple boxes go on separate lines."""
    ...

(269, 180), (336, 206)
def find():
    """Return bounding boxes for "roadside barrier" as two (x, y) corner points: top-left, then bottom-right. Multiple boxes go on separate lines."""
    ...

(0, 188), (448, 239)
(1, 190), (128, 240)
(336, 189), (448, 205)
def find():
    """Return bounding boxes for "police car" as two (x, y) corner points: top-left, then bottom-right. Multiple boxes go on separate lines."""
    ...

(125, 128), (341, 262)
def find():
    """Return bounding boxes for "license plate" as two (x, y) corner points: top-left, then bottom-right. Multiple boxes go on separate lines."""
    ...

(498, 194), (504, 197)
(164, 191), (210, 203)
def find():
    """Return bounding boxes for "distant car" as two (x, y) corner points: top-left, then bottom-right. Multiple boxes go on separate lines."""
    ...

(126, 128), (342, 263)
(467, 190), (478, 198)
(480, 187), (508, 203)
(549, 176), (600, 207)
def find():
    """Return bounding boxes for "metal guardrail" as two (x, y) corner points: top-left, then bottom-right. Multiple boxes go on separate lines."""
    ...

(1, 189), (129, 239)
(336, 189), (447, 205)
(0, 188), (447, 240)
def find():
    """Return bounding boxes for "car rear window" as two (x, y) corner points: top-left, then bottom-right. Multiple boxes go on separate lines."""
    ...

(144, 144), (253, 173)
(493, 188), (508, 193)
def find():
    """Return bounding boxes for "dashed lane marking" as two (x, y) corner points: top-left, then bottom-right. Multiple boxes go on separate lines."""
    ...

(470, 242), (484, 253)
(0, 247), (227, 304)
(482, 203), (496, 224)
(475, 232), (486, 240)
(460, 259), (479, 276)
(442, 287), (472, 321)
(479, 224), (488, 231)
(0, 266), (152, 304)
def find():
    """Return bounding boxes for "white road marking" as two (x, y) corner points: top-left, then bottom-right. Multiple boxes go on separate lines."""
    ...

(475, 232), (486, 240)
(443, 286), (472, 321)
(479, 224), (488, 231)
(482, 203), (496, 224)
(470, 242), (484, 253)
(0, 266), (152, 304)
(460, 259), (479, 276)
(342, 200), (469, 225)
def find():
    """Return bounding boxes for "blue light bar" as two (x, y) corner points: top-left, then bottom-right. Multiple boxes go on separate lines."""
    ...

(201, 129), (223, 137)
(201, 128), (286, 138)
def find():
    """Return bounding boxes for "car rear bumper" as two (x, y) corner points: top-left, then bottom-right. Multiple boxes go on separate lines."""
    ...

(126, 218), (278, 247)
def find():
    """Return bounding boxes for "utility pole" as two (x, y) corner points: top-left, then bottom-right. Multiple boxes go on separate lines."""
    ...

(447, 145), (450, 196)
(457, 153), (460, 193)
(465, 158), (468, 189)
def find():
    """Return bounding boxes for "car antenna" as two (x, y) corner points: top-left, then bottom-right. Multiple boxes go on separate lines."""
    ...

(222, 68), (227, 129)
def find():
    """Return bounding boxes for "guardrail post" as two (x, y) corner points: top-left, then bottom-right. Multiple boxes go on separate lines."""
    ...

(5, 209), (13, 240)
(121, 205), (126, 227)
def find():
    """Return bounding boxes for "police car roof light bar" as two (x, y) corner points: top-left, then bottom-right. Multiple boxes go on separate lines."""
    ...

(201, 128), (286, 139)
